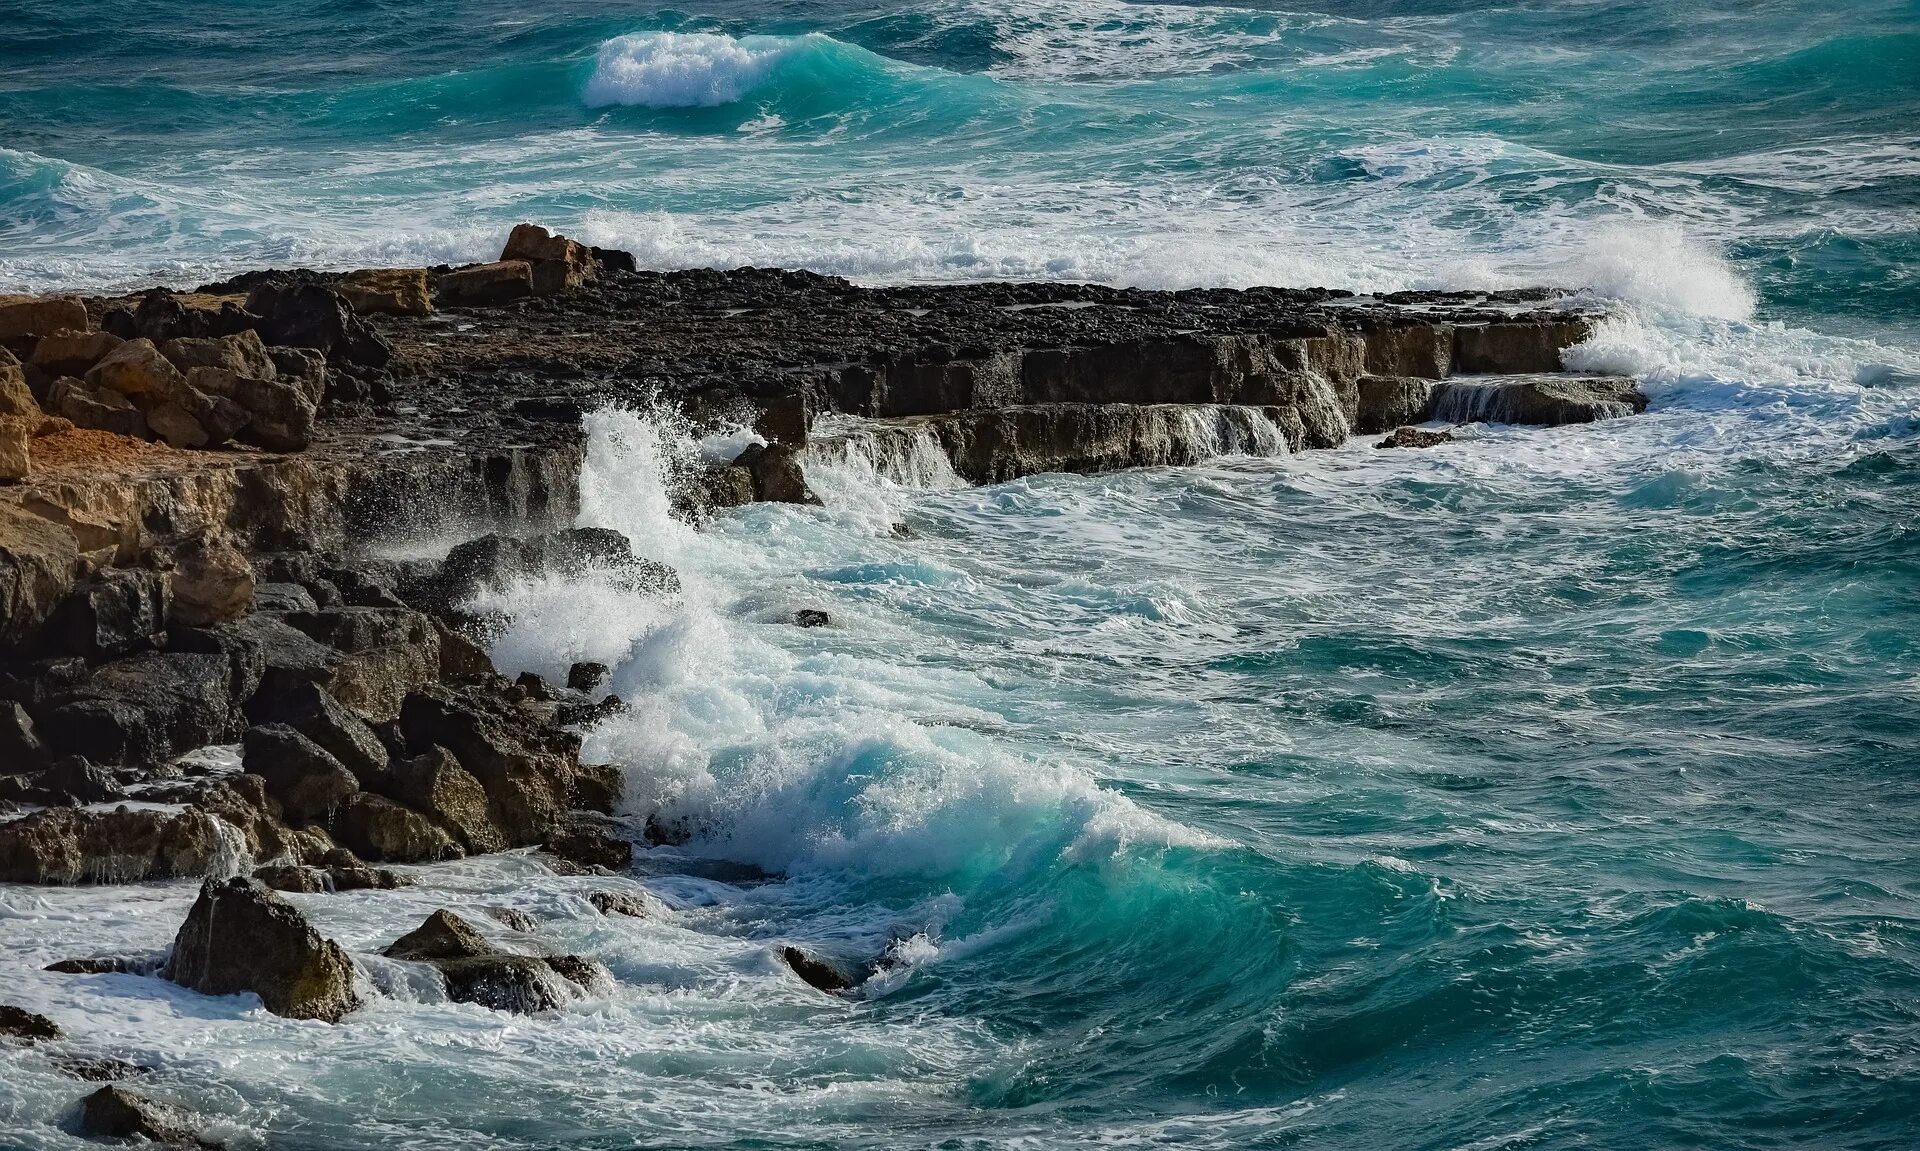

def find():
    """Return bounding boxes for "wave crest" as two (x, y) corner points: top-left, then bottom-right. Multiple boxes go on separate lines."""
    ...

(583, 32), (819, 109)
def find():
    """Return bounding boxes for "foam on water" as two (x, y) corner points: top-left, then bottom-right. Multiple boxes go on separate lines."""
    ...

(583, 33), (822, 109)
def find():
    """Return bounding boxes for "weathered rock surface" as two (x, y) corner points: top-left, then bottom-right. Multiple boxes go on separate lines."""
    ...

(0, 805), (236, 884)
(242, 724), (359, 821)
(336, 269), (433, 318)
(162, 877), (361, 1021)
(0, 294), (89, 342)
(438, 261), (534, 307)
(1377, 426), (1455, 449)
(1429, 376), (1649, 425)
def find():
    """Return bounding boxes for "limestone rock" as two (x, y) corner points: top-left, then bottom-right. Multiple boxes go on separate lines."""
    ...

(45, 376), (148, 438)
(249, 680), (390, 786)
(398, 685), (578, 845)
(1355, 375), (1440, 435)
(0, 415), (29, 481)
(1452, 318), (1593, 374)
(85, 337), (185, 402)
(380, 746), (504, 855)
(0, 294), (89, 342)
(187, 366), (316, 451)
(77, 1086), (200, 1146)
(331, 791), (458, 863)
(383, 908), (492, 961)
(30, 329), (124, 378)
(243, 724), (360, 822)
(167, 536), (255, 627)
(280, 605), (439, 721)
(437, 260), (535, 307)
(382, 908), (595, 1014)
(267, 345), (328, 409)
(1429, 376), (1648, 426)
(501, 224), (596, 296)
(0, 806), (232, 885)
(337, 268), (432, 317)
(484, 906), (539, 932)
(253, 862), (329, 893)
(160, 329), (278, 381)
(0, 347), (39, 417)
(42, 567), (170, 660)
(162, 877), (361, 1021)
(731, 442), (818, 504)
(1376, 426), (1454, 449)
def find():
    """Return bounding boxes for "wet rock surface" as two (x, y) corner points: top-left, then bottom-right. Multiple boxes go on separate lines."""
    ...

(76, 1085), (204, 1146)
(383, 909), (599, 1014)
(161, 877), (362, 1022)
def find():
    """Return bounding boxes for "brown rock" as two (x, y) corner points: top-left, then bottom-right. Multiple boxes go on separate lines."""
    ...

(160, 329), (278, 381)
(0, 806), (233, 885)
(0, 415), (29, 481)
(731, 441), (818, 504)
(29, 329), (123, 378)
(253, 862), (329, 893)
(187, 366), (315, 451)
(242, 724), (360, 822)
(85, 337), (185, 401)
(45, 376), (148, 438)
(1375, 426), (1455, 449)
(0, 294), (89, 341)
(0, 347), (39, 417)
(1452, 318), (1594, 374)
(547, 819), (631, 870)
(501, 224), (596, 296)
(398, 685), (578, 845)
(382, 909), (492, 961)
(1355, 375), (1439, 435)
(589, 890), (654, 919)
(331, 792), (458, 863)
(438, 261), (534, 307)
(168, 536), (255, 626)
(381, 746), (504, 855)
(161, 877), (361, 1021)
(484, 906), (539, 932)
(337, 268), (432, 317)
(143, 400), (210, 449)
(77, 1086), (199, 1146)
(0, 499), (80, 647)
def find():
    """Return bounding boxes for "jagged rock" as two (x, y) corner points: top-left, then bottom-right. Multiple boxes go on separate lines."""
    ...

(1376, 426), (1454, 449)
(0, 806), (234, 884)
(571, 761), (621, 814)
(753, 393), (810, 446)
(336, 268), (433, 317)
(187, 366), (316, 451)
(36, 651), (236, 766)
(781, 946), (854, 993)
(280, 605), (439, 721)
(42, 567), (170, 660)
(0, 499), (80, 647)
(794, 609), (829, 628)
(0, 294), (89, 342)
(438, 261), (535, 307)
(167, 536), (255, 627)
(29, 330), (124, 380)
(0, 415), (29, 481)
(382, 908), (595, 1014)
(484, 906), (539, 932)
(85, 337), (185, 403)
(77, 1086), (201, 1146)
(384, 909), (491, 961)
(253, 862), (329, 893)
(682, 464), (756, 515)
(0, 700), (51, 772)
(162, 877), (361, 1021)
(327, 863), (405, 890)
(52, 1054), (151, 1082)
(1355, 375), (1439, 435)
(406, 529), (677, 622)
(590, 246), (637, 275)
(380, 746), (504, 855)
(243, 725), (359, 822)
(398, 685), (577, 845)
(0, 347), (39, 416)
(267, 345), (327, 409)
(44, 376), (148, 438)
(545, 819), (631, 870)
(434, 619), (495, 680)
(6, 756), (127, 805)
(1452, 318), (1592, 374)
(103, 289), (253, 345)
(589, 890), (654, 919)
(501, 224), (596, 296)
(332, 792), (458, 863)
(0, 1003), (61, 1042)
(244, 282), (392, 371)
(160, 329), (278, 380)
(566, 662), (608, 692)
(45, 954), (160, 975)
(731, 442), (818, 504)
(250, 681), (390, 785)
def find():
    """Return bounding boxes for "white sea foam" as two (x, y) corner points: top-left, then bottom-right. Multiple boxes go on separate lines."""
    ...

(583, 32), (813, 109)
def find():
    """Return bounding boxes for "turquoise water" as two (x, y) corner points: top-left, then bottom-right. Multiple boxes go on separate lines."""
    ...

(4, 2), (1920, 1149)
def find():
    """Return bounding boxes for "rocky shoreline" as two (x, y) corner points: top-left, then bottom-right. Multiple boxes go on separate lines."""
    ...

(0, 224), (1645, 1144)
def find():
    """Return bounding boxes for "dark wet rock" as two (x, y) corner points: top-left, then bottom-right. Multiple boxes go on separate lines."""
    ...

(0, 294), (90, 342)
(252, 862), (329, 893)
(590, 246), (637, 275)
(41, 568), (170, 661)
(331, 791), (459, 863)
(162, 877), (361, 1021)
(8, 756), (127, 805)
(384, 909), (492, 962)
(681, 464), (757, 516)
(545, 819), (631, 871)
(589, 890), (653, 919)
(251, 581), (318, 614)
(513, 671), (553, 701)
(794, 609), (830, 628)
(0, 699), (51, 772)
(167, 537), (255, 629)
(326, 863), (406, 890)
(1429, 376), (1648, 425)
(273, 606), (438, 723)
(1451, 318), (1593, 374)
(76, 1085), (201, 1146)
(398, 684), (578, 845)
(104, 288), (253, 345)
(780, 946), (855, 994)
(244, 281), (391, 372)
(187, 365), (317, 452)
(1376, 426), (1455, 449)
(0, 1003), (61, 1043)
(45, 953), (164, 976)
(242, 724), (359, 822)
(732, 442), (818, 504)
(248, 681), (390, 786)
(52, 1054), (152, 1082)
(484, 906), (539, 932)
(378, 746), (504, 855)
(404, 528), (677, 623)
(570, 761), (622, 814)
(438, 261), (534, 307)
(383, 909), (594, 1014)
(566, 662), (608, 693)
(1354, 375), (1440, 436)
(432, 618), (496, 681)
(34, 651), (236, 767)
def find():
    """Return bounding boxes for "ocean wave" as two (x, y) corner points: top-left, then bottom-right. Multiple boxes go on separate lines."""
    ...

(583, 32), (828, 109)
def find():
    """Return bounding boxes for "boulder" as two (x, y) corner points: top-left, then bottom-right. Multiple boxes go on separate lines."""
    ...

(9, 756), (127, 805)
(0, 294), (89, 342)
(85, 337), (185, 402)
(0, 347), (39, 416)
(159, 329), (278, 381)
(42, 567), (170, 660)
(437, 260), (534, 307)
(267, 346), (328, 409)
(434, 619), (495, 681)
(0, 806), (233, 884)
(590, 246), (637, 275)
(280, 606), (439, 721)
(336, 268), (432, 317)
(30, 329), (124, 379)
(331, 791), (458, 863)
(35, 651), (235, 766)
(187, 366), (316, 451)
(407, 529), (677, 621)
(382, 909), (595, 1014)
(544, 819), (631, 870)
(382, 908), (491, 961)
(565, 662), (608, 692)
(753, 392), (810, 446)
(244, 282), (392, 371)
(398, 685), (577, 845)
(500, 224), (596, 296)
(45, 376), (148, 438)
(0, 415), (28, 481)
(781, 946), (854, 993)
(249, 680), (390, 786)
(76, 1086), (200, 1146)
(380, 746), (504, 855)
(589, 890), (654, 919)
(571, 761), (622, 814)
(253, 862), (329, 893)
(0, 499), (80, 647)
(162, 877), (360, 1021)
(484, 906), (539, 932)
(102, 289), (253, 345)
(242, 725), (360, 822)
(1376, 426), (1454, 449)
(731, 442), (818, 504)
(0, 1003), (61, 1042)
(167, 536), (255, 627)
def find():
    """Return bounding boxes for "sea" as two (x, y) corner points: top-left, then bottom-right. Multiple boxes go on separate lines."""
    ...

(2, 2), (1919, 1148)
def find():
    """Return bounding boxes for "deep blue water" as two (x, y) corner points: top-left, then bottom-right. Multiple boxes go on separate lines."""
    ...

(2, 2), (1919, 1149)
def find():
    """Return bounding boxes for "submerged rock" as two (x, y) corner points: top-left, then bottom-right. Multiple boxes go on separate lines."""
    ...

(780, 946), (855, 994)
(382, 909), (601, 1014)
(794, 609), (830, 628)
(161, 877), (361, 1022)
(76, 1085), (202, 1146)
(0, 1003), (61, 1043)
(1376, 426), (1455, 449)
